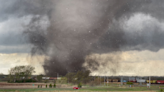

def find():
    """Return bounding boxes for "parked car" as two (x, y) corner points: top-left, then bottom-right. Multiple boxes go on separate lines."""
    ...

(73, 87), (79, 89)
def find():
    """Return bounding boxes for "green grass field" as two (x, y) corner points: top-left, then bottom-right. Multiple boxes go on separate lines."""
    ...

(0, 82), (163, 92)
(0, 86), (162, 92)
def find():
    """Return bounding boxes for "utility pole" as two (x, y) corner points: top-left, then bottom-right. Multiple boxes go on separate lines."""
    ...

(149, 76), (151, 88)
(100, 76), (101, 86)
(121, 76), (123, 85)
(98, 76), (99, 85)
(140, 77), (142, 86)
(57, 73), (58, 79)
(104, 76), (105, 86)
(57, 73), (59, 80)
(107, 76), (108, 86)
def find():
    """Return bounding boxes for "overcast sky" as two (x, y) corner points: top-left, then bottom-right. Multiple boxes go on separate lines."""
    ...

(0, 0), (164, 76)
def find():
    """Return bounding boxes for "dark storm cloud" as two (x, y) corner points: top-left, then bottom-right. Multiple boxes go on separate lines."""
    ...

(1, 0), (164, 75)
(130, 0), (164, 20)
(0, 0), (52, 22)
(92, 16), (164, 52)
(0, 29), (31, 53)
(91, 21), (126, 53)
(111, 0), (164, 20)
(122, 17), (164, 52)
(0, 27), (28, 46)
(0, 0), (51, 53)
(0, 18), (30, 53)
(92, 0), (164, 53)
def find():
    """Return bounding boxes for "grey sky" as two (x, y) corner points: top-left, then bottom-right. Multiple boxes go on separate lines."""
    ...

(1, 0), (164, 75)
(1, 0), (164, 53)
(0, 0), (50, 53)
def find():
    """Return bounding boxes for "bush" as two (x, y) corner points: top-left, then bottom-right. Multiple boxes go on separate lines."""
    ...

(126, 82), (133, 85)
(32, 80), (37, 82)
(49, 84), (52, 88)
(78, 83), (82, 88)
(160, 89), (163, 92)
(14, 79), (37, 83)
(7, 80), (10, 83)
(38, 85), (39, 88)
(53, 84), (56, 88)
(46, 85), (47, 88)
(25, 79), (33, 82)
(15, 80), (21, 83)
(8, 80), (15, 83)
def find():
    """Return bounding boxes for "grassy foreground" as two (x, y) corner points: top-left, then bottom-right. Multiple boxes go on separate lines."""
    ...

(0, 86), (161, 92)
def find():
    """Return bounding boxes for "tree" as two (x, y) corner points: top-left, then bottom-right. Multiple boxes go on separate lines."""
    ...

(65, 72), (76, 83)
(37, 74), (43, 82)
(65, 70), (91, 84)
(75, 70), (91, 84)
(8, 65), (35, 82)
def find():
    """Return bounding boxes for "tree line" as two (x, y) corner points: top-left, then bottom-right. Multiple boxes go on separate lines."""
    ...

(8, 65), (35, 83)
(7, 65), (103, 86)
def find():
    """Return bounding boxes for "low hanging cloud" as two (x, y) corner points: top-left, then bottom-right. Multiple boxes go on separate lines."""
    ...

(86, 49), (164, 76)
(0, 53), (45, 74)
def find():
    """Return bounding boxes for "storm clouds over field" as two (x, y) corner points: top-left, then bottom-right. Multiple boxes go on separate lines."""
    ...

(0, 0), (164, 76)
